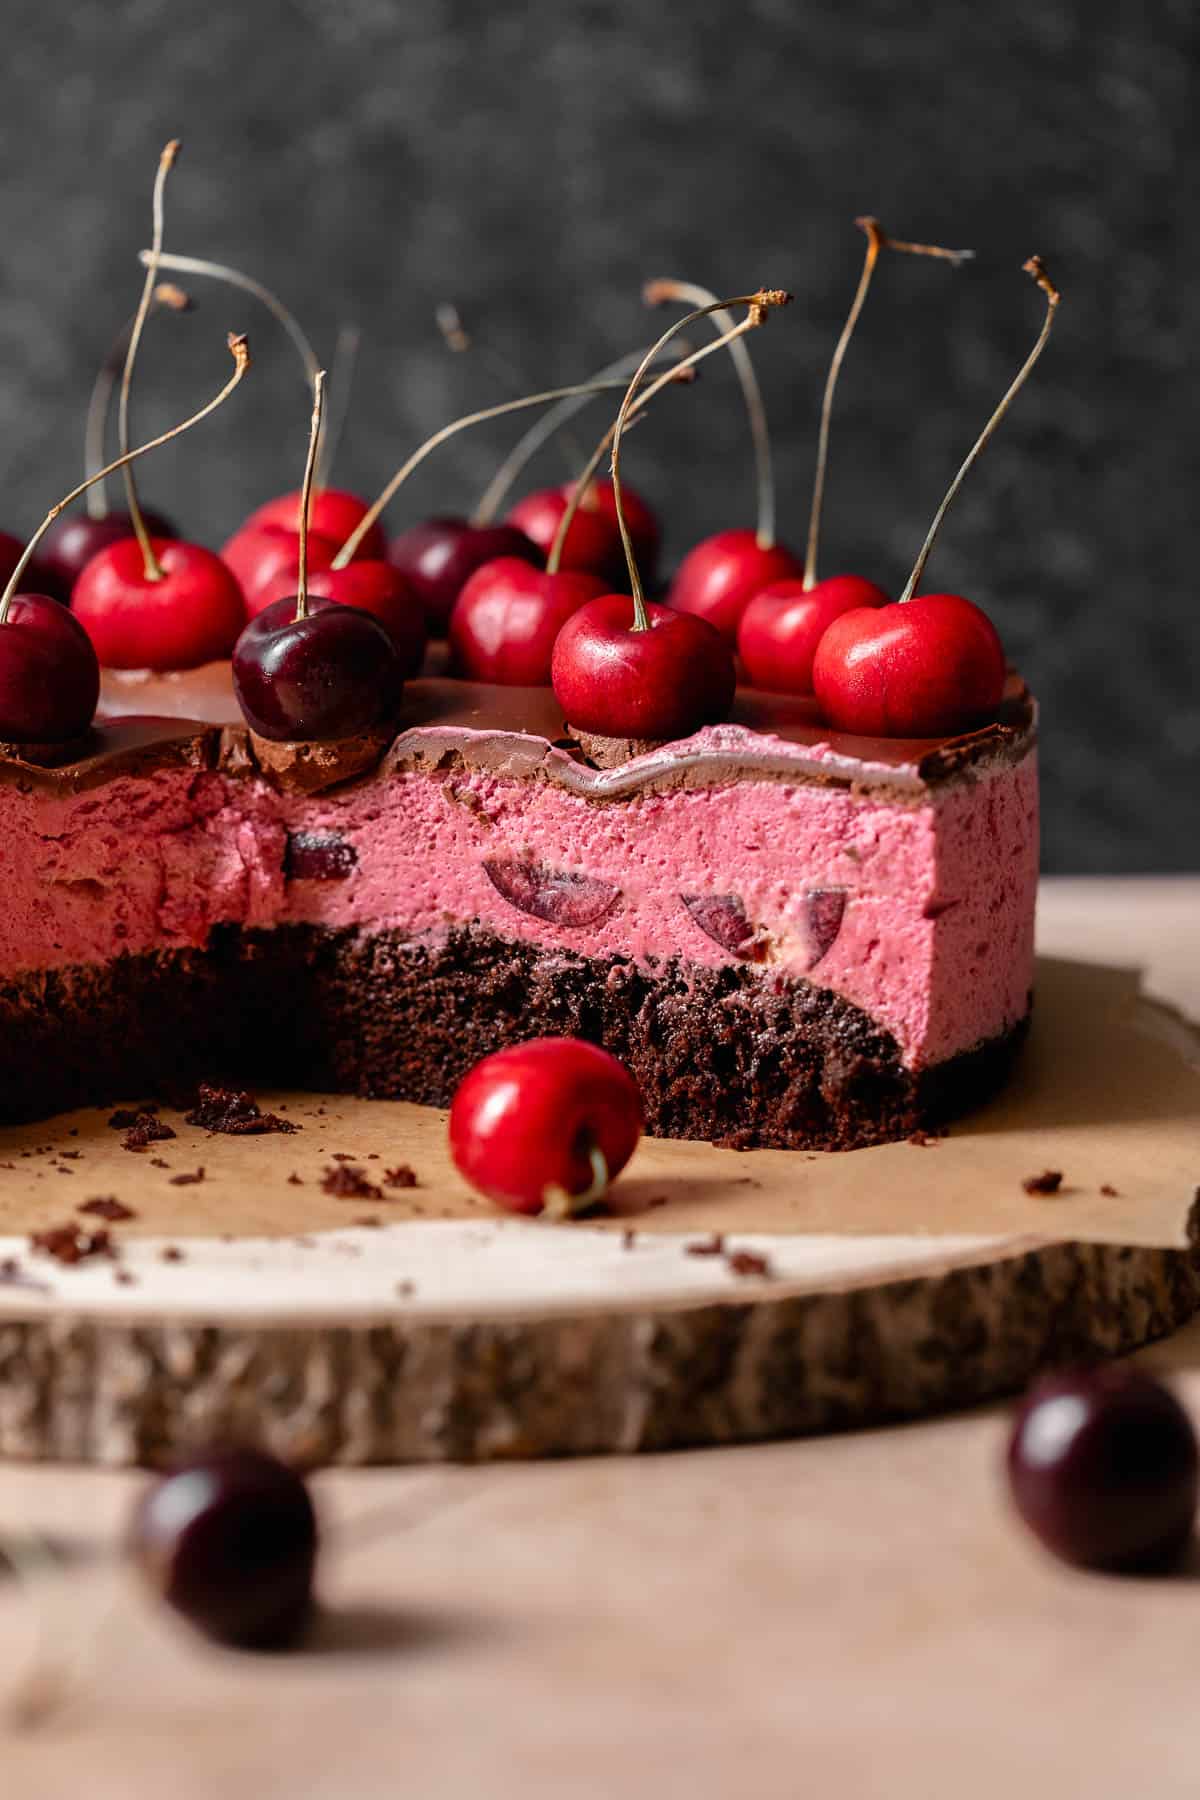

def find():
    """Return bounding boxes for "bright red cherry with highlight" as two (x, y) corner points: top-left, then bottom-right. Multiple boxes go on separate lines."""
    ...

(449, 1037), (643, 1216)
(224, 522), (340, 611)
(389, 517), (541, 633)
(72, 537), (246, 671)
(34, 509), (176, 605)
(449, 557), (605, 685)
(239, 487), (385, 560)
(249, 559), (427, 677)
(738, 574), (888, 694)
(668, 530), (802, 647)
(0, 595), (100, 742)
(232, 592), (404, 742)
(811, 593), (1006, 737)
(552, 593), (736, 741)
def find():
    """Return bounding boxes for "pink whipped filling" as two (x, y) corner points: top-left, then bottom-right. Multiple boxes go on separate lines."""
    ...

(0, 742), (1037, 1067)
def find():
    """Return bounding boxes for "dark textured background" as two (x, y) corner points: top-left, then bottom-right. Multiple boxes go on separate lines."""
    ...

(1, 1), (1196, 869)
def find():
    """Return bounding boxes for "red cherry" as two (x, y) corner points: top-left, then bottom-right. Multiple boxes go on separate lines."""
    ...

(250, 559), (427, 676)
(232, 592), (404, 741)
(34, 509), (176, 604)
(506, 484), (626, 583)
(811, 593), (1007, 736)
(240, 487), (385, 560)
(449, 1037), (643, 1216)
(389, 516), (541, 632)
(552, 592), (736, 740)
(0, 594), (100, 741)
(449, 557), (605, 685)
(738, 574), (889, 694)
(225, 523), (340, 612)
(667, 529), (802, 645)
(73, 537), (247, 671)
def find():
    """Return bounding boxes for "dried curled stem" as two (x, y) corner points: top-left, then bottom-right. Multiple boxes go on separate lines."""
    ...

(119, 139), (181, 581)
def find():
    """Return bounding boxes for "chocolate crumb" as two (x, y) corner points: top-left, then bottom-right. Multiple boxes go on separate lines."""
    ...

(686, 1232), (726, 1258)
(727, 1248), (773, 1278)
(0, 1256), (51, 1292)
(59, 1150), (82, 1161)
(1100, 1183), (1120, 1197)
(160, 1246), (184, 1263)
(185, 1083), (298, 1137)
(1022, 1169), (1064, 1196)
(168, 1168), (206, 1187)
(395, 1279), (416, 1298)
(908, 1130), (938, 1147)
(78, 1197), (136, 1222)
(330, 1152), (355, 1162)
(121, 1114), (176, 1153)
(287, 1172), (304, 1186)
(30, 1224), (116, 1266)
(114, 1269), (138, 1287)
(383, 1164), (418, 1189)
(109, 1105), (158, 1128)
(68, 1128), (78, 1137)
(352, 1215), (382, 1229)
(320, 1164), (381, 1200)
(645, 1194), (668, 1210)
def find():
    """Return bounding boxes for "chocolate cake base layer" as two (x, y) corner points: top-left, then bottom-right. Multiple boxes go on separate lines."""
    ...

(0, 927), (1029, 1150)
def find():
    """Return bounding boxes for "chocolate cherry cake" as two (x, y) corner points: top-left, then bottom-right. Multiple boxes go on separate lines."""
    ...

(0, 662), (1036, 1148)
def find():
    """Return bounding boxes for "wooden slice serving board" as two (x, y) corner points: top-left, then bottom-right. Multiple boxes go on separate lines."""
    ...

(0, 950), (1196, 1467)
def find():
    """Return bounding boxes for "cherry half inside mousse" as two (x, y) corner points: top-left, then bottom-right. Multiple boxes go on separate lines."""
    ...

(71, 144), (248, 672)
(813, 255), (1060, 737)
(0, 325), (253, 743)
(738, 219), (972, 691)
(552, 291), (790, 750)
(233, 373), (404, 742)
(651, 278), (802, 643)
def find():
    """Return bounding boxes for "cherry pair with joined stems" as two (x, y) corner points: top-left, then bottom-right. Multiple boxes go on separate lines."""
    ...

(551, 289), (792, 743)
(0, 334), (251, 742)
(737, 218), (972, 693)
(67, 143), (250, 672)
(812, 255), (1060, 737)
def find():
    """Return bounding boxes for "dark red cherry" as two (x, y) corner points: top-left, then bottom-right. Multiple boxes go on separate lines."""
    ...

(551, 592), (736, 740)
(251, 559), (427, 676)
(811, 593), (1007, 737)
(667, 529), (803, 645)
(449, 557), (605, 685)
(0, 594), (101, 741)
(1007, 1366), (1198, 1573)
(72, 537), (246, 670)
(505, 485), (624, 583)
(240, 487), (385, 559)
(388, 516), (541, 632)
(738, 574), (889, 694)
(33, 509), (176, 604)
(131, 1447), (318, 1649)
(222, 522), (340, 610)
(449, 1037), (643, 1215)
(232, 592), (404, 741)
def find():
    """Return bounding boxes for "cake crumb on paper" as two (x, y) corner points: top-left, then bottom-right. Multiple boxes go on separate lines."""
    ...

(1022, 1169), (1064, 1196)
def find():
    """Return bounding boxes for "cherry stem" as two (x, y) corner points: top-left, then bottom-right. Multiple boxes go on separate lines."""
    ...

(120, 140), (180, 582)
(83, 284), (192, 521)
(804, 216), (974, 590)
(541, 1145), (609, 1221)
(645, 279), (776, 549)
(609, 291), (792, 628)
(898, 256), (1060, 606)
(330, 376), (648, 570)
(140, 248), (324, 496)
(549, 332), (764, 574)
(295, 371), (327, 623)
(470, 340), (692, 528)
(313, 324), (359, 493)
(0, 335), (250, 626)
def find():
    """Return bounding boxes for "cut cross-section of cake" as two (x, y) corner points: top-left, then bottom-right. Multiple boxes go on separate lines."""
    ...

(0, 665), (1036, 1148)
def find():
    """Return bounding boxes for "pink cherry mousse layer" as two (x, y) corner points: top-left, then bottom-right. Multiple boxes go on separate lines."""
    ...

(0, 721), (1036, 1074)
